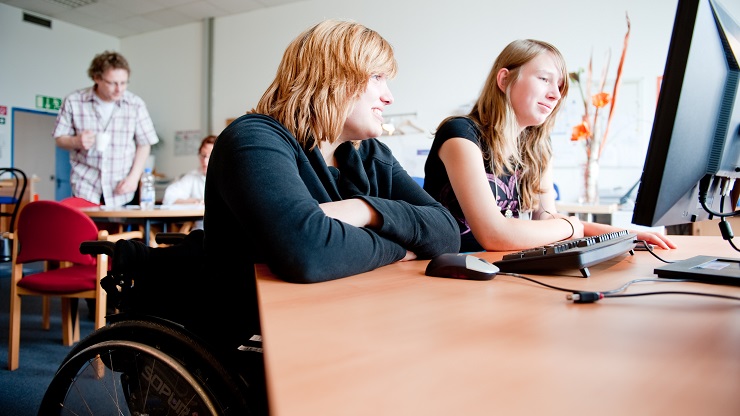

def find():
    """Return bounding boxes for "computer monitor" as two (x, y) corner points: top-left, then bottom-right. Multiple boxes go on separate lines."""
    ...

(632, 0), (740, 228)
(631, 0), (740, 286)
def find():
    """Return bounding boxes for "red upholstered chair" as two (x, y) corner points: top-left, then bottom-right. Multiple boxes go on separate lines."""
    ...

(7, 200), (141, 370)
(60, 196), (146, 238)
(59, 196), (99, 209)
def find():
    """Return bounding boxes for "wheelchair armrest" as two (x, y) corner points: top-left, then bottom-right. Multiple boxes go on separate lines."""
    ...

(155, 232), (188, 245)
(80, 240), (116, 257)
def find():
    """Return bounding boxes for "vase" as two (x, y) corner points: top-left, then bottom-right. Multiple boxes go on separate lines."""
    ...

(582, 157), (600, 205)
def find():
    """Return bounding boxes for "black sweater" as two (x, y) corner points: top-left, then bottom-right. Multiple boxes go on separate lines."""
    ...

(202, 114), (459, 337)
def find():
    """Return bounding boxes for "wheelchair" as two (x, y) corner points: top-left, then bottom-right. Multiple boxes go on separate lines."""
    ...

(38, 230), (268, 415)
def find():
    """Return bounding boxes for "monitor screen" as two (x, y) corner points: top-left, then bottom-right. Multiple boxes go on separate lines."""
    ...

(632, 0), (740, 227)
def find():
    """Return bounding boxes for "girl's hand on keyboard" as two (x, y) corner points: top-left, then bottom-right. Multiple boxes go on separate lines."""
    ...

(633, 231), (677, 250)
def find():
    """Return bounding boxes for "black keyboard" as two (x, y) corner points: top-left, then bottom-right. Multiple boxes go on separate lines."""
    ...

(493, 230), (638, 277)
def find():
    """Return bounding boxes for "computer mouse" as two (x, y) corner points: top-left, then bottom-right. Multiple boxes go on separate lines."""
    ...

(425, 253), (499, 281)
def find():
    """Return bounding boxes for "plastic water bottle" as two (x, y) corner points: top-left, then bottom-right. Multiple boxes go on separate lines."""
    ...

(140, 167), (155, 210)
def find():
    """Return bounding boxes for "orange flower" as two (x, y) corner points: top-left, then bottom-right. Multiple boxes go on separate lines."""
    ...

(568, 13), (630, 161)
(571, 121), (591, 142)
(591, 92), (611, 108)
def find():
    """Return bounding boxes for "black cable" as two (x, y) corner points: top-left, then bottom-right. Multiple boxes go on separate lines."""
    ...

(721, 216), (740, 252)
(706, 203), (740, 218)
(497, 272), (582, 293)
(727, 237), (740, 252)
(699, 196), (736, 218)
(494, 235), (740, 304)
(697, 175), (740, 219)
(497, 272), (687, 295)
(635, 239), (673, 263)
(604, 291), (740, 301)
(717, 207), (740, 253)
(497, 271), (740, 304)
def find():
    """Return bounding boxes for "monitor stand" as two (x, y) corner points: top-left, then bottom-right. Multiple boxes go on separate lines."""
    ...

(654, 255), (740, 286)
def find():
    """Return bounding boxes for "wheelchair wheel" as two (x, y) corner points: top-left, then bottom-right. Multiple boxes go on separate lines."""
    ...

(39, 318), (252, 415)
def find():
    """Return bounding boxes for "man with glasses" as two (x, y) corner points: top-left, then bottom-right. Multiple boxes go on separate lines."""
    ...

(53, 50), (158, 207)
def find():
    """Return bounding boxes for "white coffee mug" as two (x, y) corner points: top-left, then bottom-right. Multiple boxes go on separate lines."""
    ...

(95, 132), (111, 152)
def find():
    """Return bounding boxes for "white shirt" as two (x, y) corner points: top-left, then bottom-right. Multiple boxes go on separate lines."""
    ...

(93, 94), (116, 128)
(162, 169), (206, 205)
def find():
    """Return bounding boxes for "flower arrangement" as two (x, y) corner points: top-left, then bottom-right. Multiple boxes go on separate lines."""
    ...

(569, 13), (631, 203)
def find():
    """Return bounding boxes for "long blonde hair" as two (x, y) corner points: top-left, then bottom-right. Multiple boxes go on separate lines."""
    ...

(252, 19), (397, 148)
(450, 39), (569, 210)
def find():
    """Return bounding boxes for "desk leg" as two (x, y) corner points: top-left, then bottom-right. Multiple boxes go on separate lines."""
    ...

(145, 220), (151, 247)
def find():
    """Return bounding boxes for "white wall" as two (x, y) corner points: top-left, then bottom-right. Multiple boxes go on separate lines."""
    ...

(0, 3), (119, 167)
(206, 0), (681, 203)
(3, 0), (739, 203)
(121, 22), (205, 178)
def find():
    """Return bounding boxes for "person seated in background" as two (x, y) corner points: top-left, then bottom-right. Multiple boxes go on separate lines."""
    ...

(422, 39), (675, 253)
(162, 135), (215, 207)
(161, 135), (214, 232)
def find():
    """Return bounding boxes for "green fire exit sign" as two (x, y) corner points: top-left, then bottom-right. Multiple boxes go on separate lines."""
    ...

(36, 95), (62, 111)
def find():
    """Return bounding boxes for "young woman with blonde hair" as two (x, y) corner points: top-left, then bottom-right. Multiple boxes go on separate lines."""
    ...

(203, 17), (459, 342)
(423, 39), (674, 252)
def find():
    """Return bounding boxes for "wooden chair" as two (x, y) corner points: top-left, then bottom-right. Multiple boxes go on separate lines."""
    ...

(7, 200), (142, 370)
(0, 168), (28, 262)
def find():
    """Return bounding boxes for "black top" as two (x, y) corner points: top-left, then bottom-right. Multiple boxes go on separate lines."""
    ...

(204, 114), (460, 339)
(424, 117), (522, 252)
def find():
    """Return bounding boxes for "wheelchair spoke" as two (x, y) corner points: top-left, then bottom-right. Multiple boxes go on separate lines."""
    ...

(39, 320), (253, 415)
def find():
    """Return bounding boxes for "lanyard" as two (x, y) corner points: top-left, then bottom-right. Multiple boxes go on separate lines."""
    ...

(94, 98), (118, 133)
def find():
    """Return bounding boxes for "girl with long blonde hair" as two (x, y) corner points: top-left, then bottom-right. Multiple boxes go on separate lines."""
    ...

(423, 39), (674, 252)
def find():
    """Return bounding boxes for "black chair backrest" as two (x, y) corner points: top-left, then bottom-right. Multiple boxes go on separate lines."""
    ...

(0, 167), (27, 262)
(0, 167), (28, 233)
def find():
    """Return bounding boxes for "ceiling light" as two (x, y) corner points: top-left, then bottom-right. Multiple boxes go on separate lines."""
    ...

(43, 0), (97, 9)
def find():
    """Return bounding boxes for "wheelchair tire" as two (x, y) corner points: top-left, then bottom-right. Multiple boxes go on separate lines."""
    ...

(38, 318), (253, 415)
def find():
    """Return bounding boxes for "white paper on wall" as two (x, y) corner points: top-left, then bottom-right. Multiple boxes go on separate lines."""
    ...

(378, 132), (434, 179)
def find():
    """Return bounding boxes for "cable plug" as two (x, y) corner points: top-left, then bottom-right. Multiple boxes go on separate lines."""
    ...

(719, 219), (734, 241)
(567, 291), (604, 303)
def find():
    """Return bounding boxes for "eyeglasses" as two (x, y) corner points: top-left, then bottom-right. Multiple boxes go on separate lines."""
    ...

(100, 78), (128, 88)
(198, 153), (210, 160)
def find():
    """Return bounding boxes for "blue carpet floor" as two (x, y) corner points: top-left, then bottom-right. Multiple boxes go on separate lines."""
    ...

(0, 262), (96, 415)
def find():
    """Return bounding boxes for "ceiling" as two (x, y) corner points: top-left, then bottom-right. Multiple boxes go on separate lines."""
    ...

(0, 0), (307, 38)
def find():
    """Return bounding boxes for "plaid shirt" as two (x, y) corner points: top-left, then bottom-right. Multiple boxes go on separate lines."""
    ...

(53, 87), (158, 207)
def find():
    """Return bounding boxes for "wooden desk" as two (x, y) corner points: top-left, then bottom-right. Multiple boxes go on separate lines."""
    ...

(80, 205), (203, 246)
(256, 236), (740, 416)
